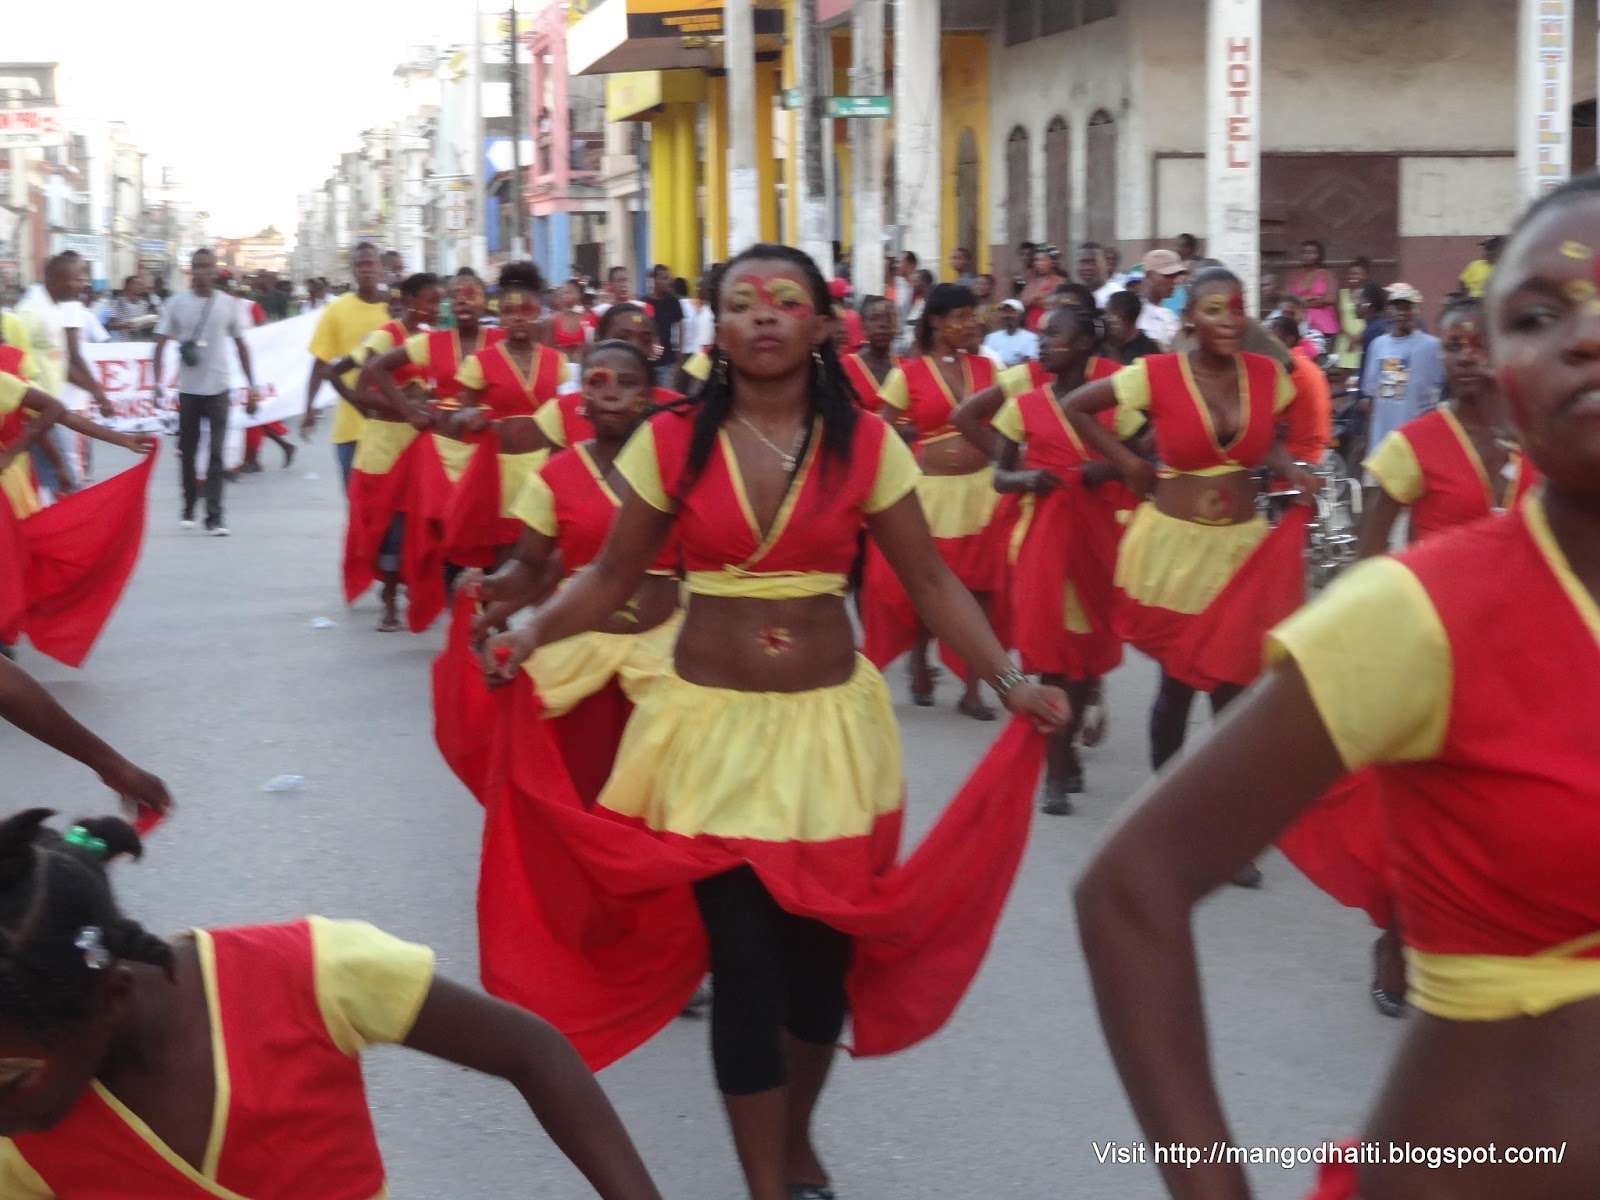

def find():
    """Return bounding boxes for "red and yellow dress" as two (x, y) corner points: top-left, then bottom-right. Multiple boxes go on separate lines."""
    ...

(0, 365), (156, 667)
(1110, 351), (1304, 690)
(471, 407), (1047, 1071)
(991, 363), (1128, 681)
(532, 387), (685, 456)
(444, 342), (565, 558)
(841, 354), (908, 415)
(1277, 406), (1540, 929)
(0, 918), (433, 1200)
(1270, 494), (1600, 1199)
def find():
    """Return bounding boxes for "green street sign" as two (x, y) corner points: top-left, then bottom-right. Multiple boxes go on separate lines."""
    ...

(823, 95), (891, 119)
(780, 87), (805, 110)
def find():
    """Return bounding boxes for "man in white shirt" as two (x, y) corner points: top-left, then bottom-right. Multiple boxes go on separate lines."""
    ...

(1076, 243), (1122, 309)
(1136, 250), (1184, 347)
(980, 300), (1040, 368)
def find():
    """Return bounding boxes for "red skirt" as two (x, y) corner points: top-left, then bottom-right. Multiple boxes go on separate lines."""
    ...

(1010, 480), (1124, 681)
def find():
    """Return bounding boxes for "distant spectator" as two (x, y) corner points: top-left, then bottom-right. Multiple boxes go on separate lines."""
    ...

(980, 300), (1040, 368)
(649, 263), (687, 388)
(1458, 235), (1502, 298)
(1074, 242), (1120, 309)
(1355, 281), (1392, 364)
(304, 277), (332, 312)
(949, 245), (977, 286)
(1135, 250), (1184, 346)
(895, 264), (933, 355)
(1275, 295), (1326, 358)
(1019, 247), (1066, 327)
(972, 272), (997, 329)
(1337, 257), (1372, 370)
(1174, 232), (1202, 270)
(1286, 239), (1340, 342)
(1360, 282), (1445, 477)
(1103, 291), (1161, 364)
(106, 275), (160, 342)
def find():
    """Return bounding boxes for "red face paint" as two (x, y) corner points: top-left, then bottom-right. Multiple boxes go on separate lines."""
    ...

(501, 299), (540, 317)
(585, 367), (618, 389)
(727, 274), (815, 320)
(452, 285), (483, 307)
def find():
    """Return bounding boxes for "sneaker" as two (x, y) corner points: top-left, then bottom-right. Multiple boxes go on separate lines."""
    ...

(205, 520), (230, 537)
(181, 508), (196, 529)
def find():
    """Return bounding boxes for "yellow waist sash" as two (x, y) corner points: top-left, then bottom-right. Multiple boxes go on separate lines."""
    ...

(685, 569), (848, 600)
(1406, 939), (1600, 1021)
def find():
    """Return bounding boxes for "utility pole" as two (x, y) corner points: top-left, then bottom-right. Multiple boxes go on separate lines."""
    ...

(725, 0), (759, 252)
(508, 0), (528, 258)
(791, 0), (832, 274)
(850, 0), (886, 298)
(470, 0), (488, 271)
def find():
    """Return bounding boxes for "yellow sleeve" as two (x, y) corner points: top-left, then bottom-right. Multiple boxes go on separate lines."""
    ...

(1273, 363), (1296, 413)
(403, 332), (432, 368)
(1265, 556), (1451, 770)
(1110, 361), (1150, 440)
(999, 363), (1034, 400)
(310, 916), (436, 1056)
(879, 366), (909, 412)
(683, 350), (711, 382)
(616, 421), (673, 512)
(308, 301), (342, 362)
(354, 327), (396, 367)
(992, 396), (1025, 445)
(1364, 430), (1425, 506)
(533, 398), (567, 446)
(509, 471), (559, 536)
(455, 354), (487, 394)
(865, 428), (922, 513)
(0, 1142), (53, 1200)
(0, 373), (27, 415)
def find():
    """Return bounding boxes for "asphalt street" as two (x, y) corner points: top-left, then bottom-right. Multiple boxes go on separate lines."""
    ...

(4, 439), (1403, 1199)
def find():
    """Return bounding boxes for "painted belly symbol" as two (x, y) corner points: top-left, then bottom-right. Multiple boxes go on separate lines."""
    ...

(759, 626), (793, 656)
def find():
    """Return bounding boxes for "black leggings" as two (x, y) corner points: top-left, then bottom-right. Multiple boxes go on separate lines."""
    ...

(693, 866), (853, 1096)
(1149, 671), (1244, 771)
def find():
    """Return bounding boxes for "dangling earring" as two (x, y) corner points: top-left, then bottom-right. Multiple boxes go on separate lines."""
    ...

(812, 348), (825, 388)
(713, 352), (727, 384)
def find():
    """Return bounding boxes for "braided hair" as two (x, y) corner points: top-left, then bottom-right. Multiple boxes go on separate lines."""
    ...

(671, 243), (860, 498)
(0, 809), (174, 1041)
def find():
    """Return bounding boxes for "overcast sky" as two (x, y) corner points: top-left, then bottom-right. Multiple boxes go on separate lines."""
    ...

(9, 0), (493, 239)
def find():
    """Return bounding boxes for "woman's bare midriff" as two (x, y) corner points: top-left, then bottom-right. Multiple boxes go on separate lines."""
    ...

(674, 594), (859, 692)
(497, 415), (546, 455)
(919, 435), (991, 477)
(593, 574), (680, 636)
(1358, 1002), (1600, 1199)
(1152, 469), (1260, 526)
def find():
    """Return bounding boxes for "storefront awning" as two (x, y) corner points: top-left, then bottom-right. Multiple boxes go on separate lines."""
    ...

(569, 0), (786, 77)
(605, 70), (709, 122)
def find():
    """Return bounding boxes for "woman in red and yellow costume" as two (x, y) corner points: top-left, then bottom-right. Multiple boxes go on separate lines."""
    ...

(441, 262), (565, 565)
(839, 296), (907, 414)
(954, 305), (1128, 815)
(1279, 295), (1541, 1016)
(480, 244), (1066, 1200)
(871, 282), (1003, 717)
(0, 810), (662, 1200)
(343, 272), (442, 632)
(1078, 174), (1600, 1200)
(548, 280), (592, 365)
(1065, 267), (1318, 887)
(0, 355), (156, 666)
(534, 302), (681, 455)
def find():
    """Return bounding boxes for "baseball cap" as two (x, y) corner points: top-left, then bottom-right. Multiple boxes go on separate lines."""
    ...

(999, 298), (1025, 313)
(1386, 282), (1423, 305)
(1140, 249), (1186, 276)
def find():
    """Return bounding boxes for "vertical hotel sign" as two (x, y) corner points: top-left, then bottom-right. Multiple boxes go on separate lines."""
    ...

(1518, 0), (1572, 203)
(1206, 0), (1260, 313)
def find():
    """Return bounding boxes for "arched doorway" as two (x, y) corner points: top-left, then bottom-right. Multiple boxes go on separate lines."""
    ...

(1006, 126), (1031, 250)
(1085, 108), (1118, 246)
(1045, 117), (1070, 254)
(956, 127), (980, 264)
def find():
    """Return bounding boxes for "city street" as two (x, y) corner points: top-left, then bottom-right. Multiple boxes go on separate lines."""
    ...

(6, 443), (1403, 1199)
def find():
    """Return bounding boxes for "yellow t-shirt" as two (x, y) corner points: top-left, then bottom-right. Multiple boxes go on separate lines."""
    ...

(0, 917), (435, 1200)
(616, 418), (920, 516)
(309, 293), (391, 444)
(1265, 556), (1451, 770)
(1459, 259), (1494, 299)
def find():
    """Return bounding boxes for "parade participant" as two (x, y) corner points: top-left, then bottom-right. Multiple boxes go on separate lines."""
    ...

(302, 243), (390, 485)
(1281, 297), (1534, 1016)
(444, 263), (565, 561)
(877, 282), (1002, 717)
(1065, 267), (1318, 888)
(1076, 173), (1600, 1200)
(342, 273), (443, 632)
(953, 305), (1128, 813)
(480, 243), (1066, 1200)
(0, 809), (664, 1200)
(549, 281), (591, 363)
(0, 368), (158, 667)
(536, 302), (678, 453)
(440, 340), (680, 805)
(840, 296), (908, 414)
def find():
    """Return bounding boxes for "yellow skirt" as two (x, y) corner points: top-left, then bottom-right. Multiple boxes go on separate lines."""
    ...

(352, 420), (418, 474)
(432, 433), (476, 484)
(524, 611), (682, 718)
(597, 655), (903, 842)
(499, 450), (546, 519)
(1, 453), (39, 519)
(1114, 503), (1269, 616)
(917, 468), (999, 540)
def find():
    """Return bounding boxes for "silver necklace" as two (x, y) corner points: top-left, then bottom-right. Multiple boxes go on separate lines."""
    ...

(734, 411), (805, 472)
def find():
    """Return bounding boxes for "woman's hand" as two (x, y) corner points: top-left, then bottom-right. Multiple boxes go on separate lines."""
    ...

(116, 433), (157, 455)
(1021, 468), (1066, 495)
(481, 626), (538, 686)
(457, 408), (490, 435)
(454, 567), (487, 600)
(406, 406), (437, 432)
(1121, 457), (1157, 500)
(1080, 461), (1120, 490)
(1005, 681), (1071, 734)
(101, 760), (173, 822)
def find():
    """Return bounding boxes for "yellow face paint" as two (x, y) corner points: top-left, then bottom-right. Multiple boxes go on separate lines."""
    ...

(1560, 240), (1592, 260)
